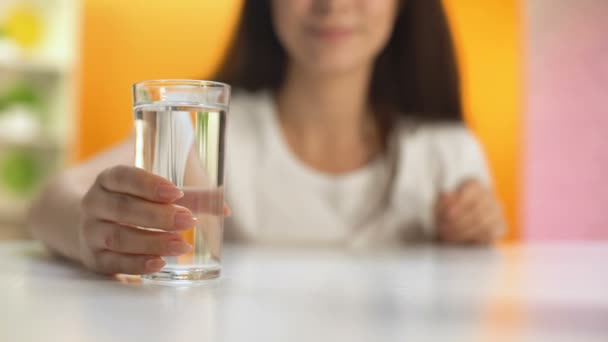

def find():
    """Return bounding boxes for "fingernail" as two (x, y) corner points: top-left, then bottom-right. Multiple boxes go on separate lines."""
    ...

(174, 211), (196, 229)
(157, 184), (183, 201)
(145, 258), (166, 271)
(167, 241), (193, 255)
(223, 205), (232, 217)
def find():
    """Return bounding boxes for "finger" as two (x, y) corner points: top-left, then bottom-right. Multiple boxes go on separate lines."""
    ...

(438, 220), (474, 243)
(451, 209), (503, 244)
(452, 201), (484, 230)
(84, 189), (196, 230)
(440, 204), (488, 243)
(437, 220), (455, 242)
(439, 181), (481, 221)
(449, 181), (483, 216)
(474, 211), (506, 243)
(174, 189), (226, 216)
(457, 225), (487, 244)
(448, 189), (496, 225)
(93, 251), (165, 275)
(441, 224), (485, 244)
(437, 221), (473, 244)
(97, 165), (183, 203)
(442, 202), (479, 236)
(224, 204), (232, 217)
(436, 210), (465, 242)
(85, 220), (193, 256)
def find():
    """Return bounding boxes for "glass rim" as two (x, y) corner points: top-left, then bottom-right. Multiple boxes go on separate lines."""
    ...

(133, 79), (231, 90)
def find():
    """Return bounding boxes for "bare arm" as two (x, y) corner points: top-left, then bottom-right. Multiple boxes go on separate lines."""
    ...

(27, 139), (134, 262)
(28, 136), (225, 275)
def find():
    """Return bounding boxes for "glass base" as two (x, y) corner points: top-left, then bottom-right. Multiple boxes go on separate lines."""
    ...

(141, 265), (221, 285)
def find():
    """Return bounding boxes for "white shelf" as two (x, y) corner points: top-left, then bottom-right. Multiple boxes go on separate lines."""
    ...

(0, 0), (80, 225)
(0, 54), (71, 75)
(0, 197), (29, 225)
(0, 135), (64, 151)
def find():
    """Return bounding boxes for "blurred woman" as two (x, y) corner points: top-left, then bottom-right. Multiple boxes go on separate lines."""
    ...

(28, 0), (505, 275)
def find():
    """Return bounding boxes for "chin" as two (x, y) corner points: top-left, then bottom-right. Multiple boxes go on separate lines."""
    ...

(302, 54), (369, 76)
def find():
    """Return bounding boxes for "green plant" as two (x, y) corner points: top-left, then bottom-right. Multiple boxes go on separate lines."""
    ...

(0, 83), (42, 112)
(0, 150), (42, 196)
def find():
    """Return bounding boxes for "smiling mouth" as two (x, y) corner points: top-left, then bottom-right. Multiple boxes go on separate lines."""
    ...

(309, 27), (355, 42)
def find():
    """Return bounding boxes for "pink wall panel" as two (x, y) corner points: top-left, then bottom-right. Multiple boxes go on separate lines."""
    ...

(525, 0), (608, 239)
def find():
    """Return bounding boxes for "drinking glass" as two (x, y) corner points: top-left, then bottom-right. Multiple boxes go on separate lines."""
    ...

(132, 79), (230, 283)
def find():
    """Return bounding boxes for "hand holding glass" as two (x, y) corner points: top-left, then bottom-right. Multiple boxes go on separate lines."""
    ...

(133, 80), (230, 283)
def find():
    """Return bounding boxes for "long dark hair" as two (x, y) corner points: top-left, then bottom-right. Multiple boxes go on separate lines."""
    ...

(216, 0), (462, 131)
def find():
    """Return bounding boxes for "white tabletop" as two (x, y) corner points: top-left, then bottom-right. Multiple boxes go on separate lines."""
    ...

(0, 241), (607, 342)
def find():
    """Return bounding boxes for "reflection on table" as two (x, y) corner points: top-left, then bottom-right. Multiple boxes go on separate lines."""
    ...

(0, 241), (607, 342)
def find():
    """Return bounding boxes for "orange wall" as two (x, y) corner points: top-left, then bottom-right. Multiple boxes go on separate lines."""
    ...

(78, 0), (521, 239)
(444, 0), (522, 240)
(77, 0), (242, 159)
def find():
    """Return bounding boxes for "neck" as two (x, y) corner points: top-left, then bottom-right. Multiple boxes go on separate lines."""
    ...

(274, 63), (382, 174)
(276, 63), (374, 138)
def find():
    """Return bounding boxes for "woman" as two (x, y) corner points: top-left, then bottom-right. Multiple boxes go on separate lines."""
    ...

(28, 0), (505, 275)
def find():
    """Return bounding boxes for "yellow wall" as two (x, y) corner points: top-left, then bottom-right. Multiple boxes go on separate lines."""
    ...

(78, 0), (521, 239)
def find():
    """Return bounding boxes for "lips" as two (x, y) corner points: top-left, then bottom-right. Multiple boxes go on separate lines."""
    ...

(309, 27), (354, 42)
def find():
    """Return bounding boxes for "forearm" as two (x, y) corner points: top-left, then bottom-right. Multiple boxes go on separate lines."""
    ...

(27, 139), (133, 262)
(27, 174), (87, 262)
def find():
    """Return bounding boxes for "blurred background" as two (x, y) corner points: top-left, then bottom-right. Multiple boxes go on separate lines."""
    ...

(0, 0), (605, 241)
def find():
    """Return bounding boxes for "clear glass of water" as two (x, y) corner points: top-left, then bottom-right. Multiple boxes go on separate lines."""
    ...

(132, 80), (230, 283)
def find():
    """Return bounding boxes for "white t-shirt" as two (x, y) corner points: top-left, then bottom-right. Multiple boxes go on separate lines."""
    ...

(224, 91), (490, 247)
